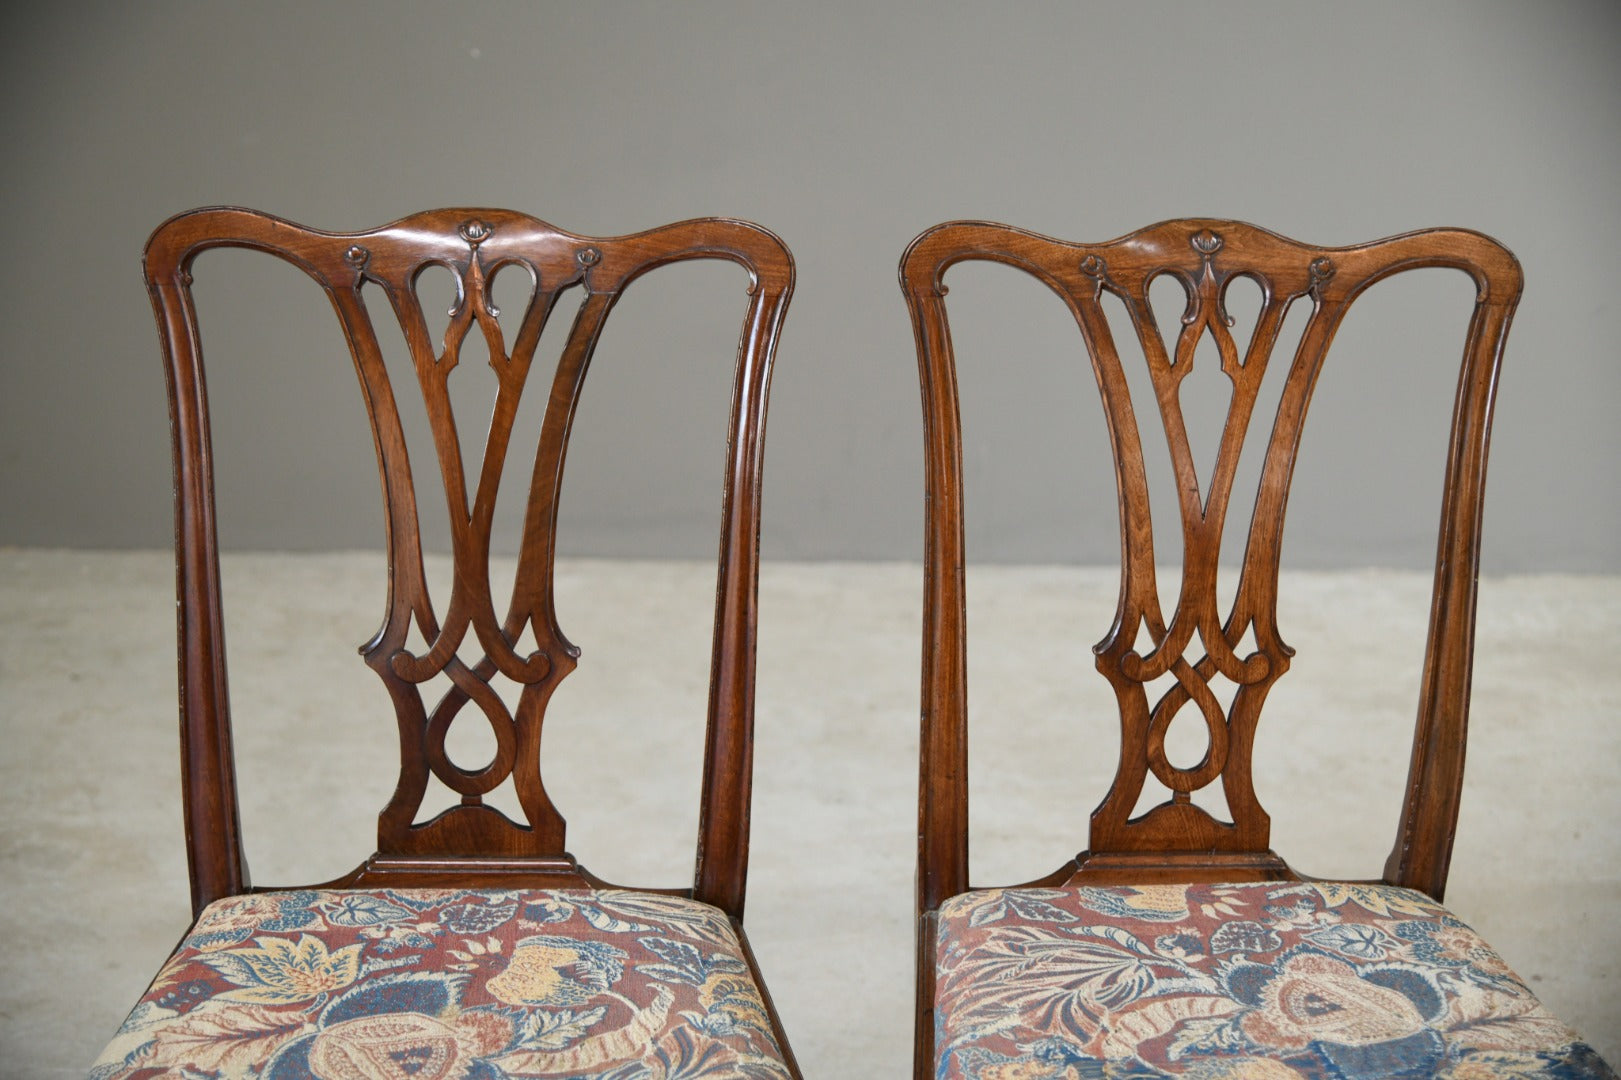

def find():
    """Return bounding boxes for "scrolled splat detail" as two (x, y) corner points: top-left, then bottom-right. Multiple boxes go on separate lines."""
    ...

(1145, 657), (1231, 795)
(1079, 254), (1111, 299)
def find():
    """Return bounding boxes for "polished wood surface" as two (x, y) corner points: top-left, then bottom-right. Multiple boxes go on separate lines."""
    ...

(901, 218), (1521, 1075)
(144, 207), (798, 1068)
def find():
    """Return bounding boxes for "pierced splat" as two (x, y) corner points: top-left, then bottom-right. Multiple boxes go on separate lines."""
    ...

(144, 208), (794, 911)
(342, 220), (578, 863)
(903, 218), (1522, 897)
(1075, 224), (1336, 863)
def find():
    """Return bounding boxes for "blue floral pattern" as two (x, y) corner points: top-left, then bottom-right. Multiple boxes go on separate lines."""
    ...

(92, 888), (791, 1079)
(935, 882), (1615, 1078)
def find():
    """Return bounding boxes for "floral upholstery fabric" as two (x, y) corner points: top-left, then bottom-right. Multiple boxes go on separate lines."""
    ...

(935, 882), (1614, 1079)
(92, 888), (791, 1079)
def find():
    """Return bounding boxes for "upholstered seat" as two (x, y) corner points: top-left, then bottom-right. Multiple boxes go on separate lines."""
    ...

(93, 888), (789, 1079)
(935, 882), (1606, 1078)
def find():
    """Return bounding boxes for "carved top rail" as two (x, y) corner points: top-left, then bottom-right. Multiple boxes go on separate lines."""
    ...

(901, 219), (1520, 910)
(145, 208), (793, 916)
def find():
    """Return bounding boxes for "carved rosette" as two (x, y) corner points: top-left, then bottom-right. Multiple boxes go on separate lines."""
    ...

(1309, 256), (1337, 295)
(1079, 253), (1110, 299)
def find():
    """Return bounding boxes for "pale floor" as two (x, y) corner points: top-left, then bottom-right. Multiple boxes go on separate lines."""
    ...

(2, 550), (1617, 1076)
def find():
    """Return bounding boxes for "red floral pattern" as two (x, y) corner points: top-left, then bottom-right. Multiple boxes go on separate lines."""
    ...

(935, 882), (1614, 1078)
(92, 888), (791, 1079)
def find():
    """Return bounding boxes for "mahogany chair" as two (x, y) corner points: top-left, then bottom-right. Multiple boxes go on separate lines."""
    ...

(903, 220), (1613, 1077)
(93, 208), (800, 1078)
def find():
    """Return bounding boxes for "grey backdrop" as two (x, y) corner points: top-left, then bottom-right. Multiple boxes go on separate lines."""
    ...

(3, 1), (1618, 572)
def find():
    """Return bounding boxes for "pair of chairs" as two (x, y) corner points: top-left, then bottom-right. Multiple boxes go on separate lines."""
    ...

(90, 208), (1608, 1078)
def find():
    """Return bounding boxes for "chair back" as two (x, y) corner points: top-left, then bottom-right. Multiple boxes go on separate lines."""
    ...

(145, 208), (793, 917)
(900, 218), (1521, 915)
